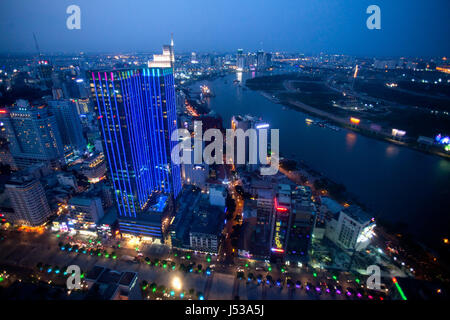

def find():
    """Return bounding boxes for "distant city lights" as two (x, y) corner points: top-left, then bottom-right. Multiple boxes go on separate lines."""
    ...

(256, 123), (270, 129)
(392, 129), (406, 137)
(350, 117), (360, 125)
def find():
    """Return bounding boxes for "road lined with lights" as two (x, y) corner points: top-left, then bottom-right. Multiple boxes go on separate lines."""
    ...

(0, 227), (394, 300)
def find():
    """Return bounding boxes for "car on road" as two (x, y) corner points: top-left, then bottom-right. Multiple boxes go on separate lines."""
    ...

(335, 285), (343, 295)
(346, 287), (356, 298)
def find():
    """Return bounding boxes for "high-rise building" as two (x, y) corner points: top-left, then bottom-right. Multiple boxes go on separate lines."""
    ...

(257, 50), (272, 70)
(325, 205), (375, 252)
(269, 184), (316, 262)
(256, 187), (274, 233)
(190, 52), (198, 64)
(266, 53), (272, 67)
(189, 194), (226, 254)
(5, 175), (52, 226)
(181, 134), (209, 189)
(287, 185), (316, 263)
(68, 196), (105, 226)
(0, 99), (64, 169)
(80, 153), (107, 183)
(74, 98), (92, 115)
(230, 114), (270, 172)
(90, 66), (181, 240)
(148, 34), (175, 68)
(37, 60), (53, 88)
(208, 184), (227, 207)
(270, 184), (293, 258)
(47, 99), (86, 151)
(236, 49), (245, 71)
(0, 137), (18, 171)
(182, 163), (209, 189)
(175, 90), (186, 115)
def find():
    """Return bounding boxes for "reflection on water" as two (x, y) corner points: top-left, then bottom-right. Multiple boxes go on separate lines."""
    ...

(236, 71), (242, 83)
(438, 158), (450, 172)
(236, 72), (243, 101)
(345, 132), (357, 149)
(386, 145), (399, 157)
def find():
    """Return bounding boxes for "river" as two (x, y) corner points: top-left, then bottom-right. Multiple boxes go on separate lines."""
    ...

(190, 72), (450, 247)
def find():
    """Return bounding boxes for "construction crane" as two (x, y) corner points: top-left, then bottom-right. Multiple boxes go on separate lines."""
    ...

(33, 32), (43, 79)
(33, 32), (42, 59)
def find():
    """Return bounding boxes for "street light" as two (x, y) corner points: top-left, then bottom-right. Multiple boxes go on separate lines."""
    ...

(172, 276), (182, 291)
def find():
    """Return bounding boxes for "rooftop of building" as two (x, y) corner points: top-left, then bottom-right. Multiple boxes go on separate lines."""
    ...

(238, 220), (270, 258)
(118, 192), (170, 225)
(118, 272), (137, 287)
(98, 269), (122, 285)
(293, 185), (312, 197)
(278, 183), (292, 192)
(85, 282), (117, 300)
(209, 183), (227, 193)
(243, 199), (258, 219)
(85, 265), (137, 300)
(86, 265), (105, 282)
(5, 175), (37, 187)
(256, 187), (274, 199)
(190, 195), (226, 236)
(89, 66), (173, 75)
(293, 200), (316, 214)
(320, 196), (343, 215)
(341, 205), (373, 224)
(239, 170), (283, 188)
(98, 207), (118, 226)
(170, 186), (202, 247)
(148, 194), (168, 213)
(68, 196), (98, 207)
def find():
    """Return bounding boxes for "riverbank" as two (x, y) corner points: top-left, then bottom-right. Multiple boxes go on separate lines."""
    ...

(247, 75), (450, 160)
(279, 156), (450, 282)
(282, 98), (450, 160)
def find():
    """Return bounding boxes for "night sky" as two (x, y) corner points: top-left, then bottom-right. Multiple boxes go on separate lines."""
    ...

(0, 0), (449, 56)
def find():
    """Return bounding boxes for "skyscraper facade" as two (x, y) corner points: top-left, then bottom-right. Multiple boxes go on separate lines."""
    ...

(270, 184), (293, 259)
(90, 67), (181, 239)
(269, 184), (316, 263)
(5, 176), (52, 226)
(0, 99), (64, 169)
(47, 99), (86, 151)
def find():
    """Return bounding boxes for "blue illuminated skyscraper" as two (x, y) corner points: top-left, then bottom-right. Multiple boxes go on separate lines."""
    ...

(90, 67), (181, 239)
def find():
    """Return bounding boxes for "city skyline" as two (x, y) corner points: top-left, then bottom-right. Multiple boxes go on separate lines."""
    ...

(0, 0), (449, 305)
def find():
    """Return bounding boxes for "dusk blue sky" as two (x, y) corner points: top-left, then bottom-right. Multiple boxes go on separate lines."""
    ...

(0, 0), (449, 57)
